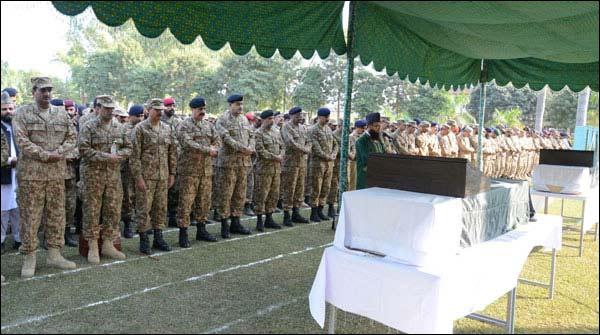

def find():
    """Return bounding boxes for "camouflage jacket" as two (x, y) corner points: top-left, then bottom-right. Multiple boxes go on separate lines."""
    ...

(13, 103), (77, 181)
(130, 118), (177, 181)
(309, 123), (338, 164)
(281, 121), (310, 167)
(176, 117), (219, 177)
(215, 111), (255, 168)
(416, 132), (429, 156)
(255, 126), (283, 174)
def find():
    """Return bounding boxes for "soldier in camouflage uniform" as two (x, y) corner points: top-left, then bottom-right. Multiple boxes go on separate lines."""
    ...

(482, 128), (497, 176)
(62, 99), (79, 247)
(215, 94), (254, 238)
(120, 105), (144, 238)
(415, 121), (430, 156)
(253, 110), (284, 231)
(447, 120), (460, 158)
(458, 126), (476, 162)
(308, 108), (338, 222)
(161, 97), (181, 228)
(405, 121), (419, 155)
(439, 124), (457, 157)
(130, 99), (177, 254)
(176, 97), (219, 247)
(280, 107), (311, 227)
(14, 77), (78, 278)
(347, 119), (366, 191)
(326, 121), (342, 218)
(79, 96), (132, 264)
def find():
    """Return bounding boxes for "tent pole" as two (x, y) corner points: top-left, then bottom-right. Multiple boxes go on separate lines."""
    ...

(337, 0), (356, 219)
(477, 59), (488, 172)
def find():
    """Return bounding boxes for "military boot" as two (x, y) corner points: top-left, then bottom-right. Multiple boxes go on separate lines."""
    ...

(310, 207), (321, 222)
(243, 203), (256, 216)
(123, 219), (134, 239)
(274, 199), (283, 213)
(264, 213), (282, 229)
(64, 230), (78, 247)
(327, 203), (336, 219)
(139, 231), (152, 255)
(102, 239), (126, 259)
(196, 222), (217, 242)
(292, 207), (309, 224)
(317, 205), (329, 221)
(21, 253), (36, 278)
(221, 218), (231, 239)
(152, 229), (171, 251)
(213, 208), (220, 221)
(282, 210), (293, 227)
(178, 227), (191, 248)
(47, 248), (76, 270)
(256, 214), (264, 232)
(87, 239), (100, 264)
(230, 216), (251, 235)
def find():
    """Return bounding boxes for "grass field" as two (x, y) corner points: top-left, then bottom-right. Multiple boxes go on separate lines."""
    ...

(1, 202), (598, 334)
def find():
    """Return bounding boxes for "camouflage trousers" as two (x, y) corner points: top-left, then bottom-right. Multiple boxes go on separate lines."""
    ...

(483, 156), (495, 177)
(121, 166), (135, 222)
(135, 179), (168, 232)
(304, 156), (312, 198)
(17, 180), (65, 254)
(327, 159), (340, 204)
(310, 161), (334, 207)
(167, 175), (180, 221)
(65, 178), (77, 230)
(347, 160), (357, 191)
(177, 174), (212, 228)
(82, 174), (123, 242)
(246, 164), (256, 204)
(254, 168), (281, 215)
(281, 164), (306, 210)
(218, 166), (248, 218)
(211, 164), (220, 209)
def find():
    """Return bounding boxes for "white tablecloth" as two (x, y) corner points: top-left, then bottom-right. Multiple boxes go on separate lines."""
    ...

(532, 164), (592, 195)
(310, 215), (562, 333)
(336, 188), (463, 268)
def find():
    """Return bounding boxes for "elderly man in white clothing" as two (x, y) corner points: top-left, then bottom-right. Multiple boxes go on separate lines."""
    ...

(1, 91), (20, 252)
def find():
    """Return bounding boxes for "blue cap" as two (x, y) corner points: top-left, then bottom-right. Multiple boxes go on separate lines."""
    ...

(288, 106), (302, 115)
(413, 118), (421, 125)
(354, 119), (367, 128)
(273, 111), (281, 117)
(227, 94), (243, 103)
(50, 99), (64, 106)
(76, 104), (85, 116)
(2, 87), (17, 97)
(128, 104), (144, 116)
(189, 96), (206, 108)
(317, 107), (331, 117)
(431, 121), (438, 127)
(260, 110), (274, 119)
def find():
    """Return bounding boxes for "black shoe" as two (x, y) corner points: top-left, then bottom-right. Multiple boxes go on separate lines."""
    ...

(213, 208), (220, 221)
(179, 227), (191, 248)
(152, 229), (172, 251)
(327, 203), (336, 219)
(230, 216), (251, 235)
(196, 222), (217, 242)
(274, 207), (283, 214)
(310, 207), (321, 222)
(304, 195), (311, 205)
(139, 232), (153, 255)
(123, 222), (134, 239)
(292, 207), (308, 224)
(277, 199), (283, 210)
(168, 216), (178, 228)
(12, 241), (21, 250)
(65, 231), (78, 247)
(256, 214), (264, 232)
(283, 211), (294, 227)
(221, 218), (231, 239)
(317, 206), (329, 221)
(529, 216), (538, 223)
(243, 203), (256, 217)
(265, 213), (282, 229)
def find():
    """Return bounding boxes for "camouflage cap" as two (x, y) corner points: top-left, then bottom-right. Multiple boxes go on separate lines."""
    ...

(113, 104), (128, 117)
(446, 119), (456, 126)
(1, 91), (11, 105)
(407, 120), (417, 127)
(419, 121), (430, 127)
(31, 77), (53, 89)
(146, 98), (165, 110)
(463, 126), (473, 133)
(96, 95), (117, 108)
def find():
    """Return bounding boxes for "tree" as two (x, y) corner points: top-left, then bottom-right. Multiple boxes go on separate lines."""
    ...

(292, 66), (326, 120)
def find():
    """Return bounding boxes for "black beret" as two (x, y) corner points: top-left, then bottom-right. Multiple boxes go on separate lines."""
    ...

(317, 107), (331, 117)
(128, 104), (145, 116)
(2, 87), (17, 97)
(273, 111), (281, 117)
(260, 109), (274, 119)
(288, 106), (302, 115)
(76, 104), (86, 116)
(227, 94), (243, 103)
(50, 99), (64, 106)
(189, 96), (206, 108)
(365, 112), (380, 125)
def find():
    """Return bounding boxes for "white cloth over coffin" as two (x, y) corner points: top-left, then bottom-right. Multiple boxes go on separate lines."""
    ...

(532, 164), (592, 195)
(309, 215), (562, 333)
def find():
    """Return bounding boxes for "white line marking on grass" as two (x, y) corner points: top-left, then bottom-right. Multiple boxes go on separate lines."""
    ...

(0, 243), (331, 331)
(1, 220), (329, 286)
(204, 297), (303, 334)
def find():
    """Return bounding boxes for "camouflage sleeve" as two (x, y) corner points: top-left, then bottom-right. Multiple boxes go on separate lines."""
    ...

(458, 137), (474, 153)
(129, 125), (143, 178)
(116, 124), (132, 158)
(281, 124), (307, 154)
(168, 128), (177, 176)
(179, 122), (211, 154)
(331, 134), (339, 158)
(78, 124), (110, 162)
(0, 128), (8, 166)
(255, 131), (278, 161)
(216, 117), (247, 152)
(310, 127), (330, 160)
(57, 114), (78, 158)
(211, 123), (221, 147)
(63, 122), (80, 160)
(13, 108), (51, 162)
(248, 126), (256, 152)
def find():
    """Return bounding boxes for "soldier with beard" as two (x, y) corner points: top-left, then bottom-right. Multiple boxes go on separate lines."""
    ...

(355, 112), (386, 190)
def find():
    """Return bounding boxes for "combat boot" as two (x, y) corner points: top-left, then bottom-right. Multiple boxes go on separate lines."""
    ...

(213, 208), (220, 221)
(310, 207), (321, 222)
(327, 203), (336, 219)
(87, 239), (100, 264)
(139, 232), (152, 255)
(221, 218), (231, 239)
(317, 205), (329, 221)
(282, 210), (293, 227)
(196, 222), (217, 242)
(265, 213), (282, 229)
(64, 230), (78, 247)
(230, 216), (251, 235)
(102, 239), (126, 259)
(123, 219), (134, 239)
(274, 199), (283, 213)
(292, 207), (308, 224)
(243, 203), (256, 216)
(152, 229), (171, 251)
(256, 214), (264, 232)
(178, 227), (191, 248)
(21, 253), (36, 278)
(47, 248), (76, 270)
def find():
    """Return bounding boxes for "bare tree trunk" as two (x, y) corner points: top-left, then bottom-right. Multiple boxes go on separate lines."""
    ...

(576, 87), (591, 127)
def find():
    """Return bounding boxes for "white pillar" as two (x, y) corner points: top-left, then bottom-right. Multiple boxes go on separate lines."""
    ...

(534, 86), (547, 132)
(576, 87), (591, 127)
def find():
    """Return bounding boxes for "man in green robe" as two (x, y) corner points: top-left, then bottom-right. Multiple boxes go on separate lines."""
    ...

(356, 112), (386, 189)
